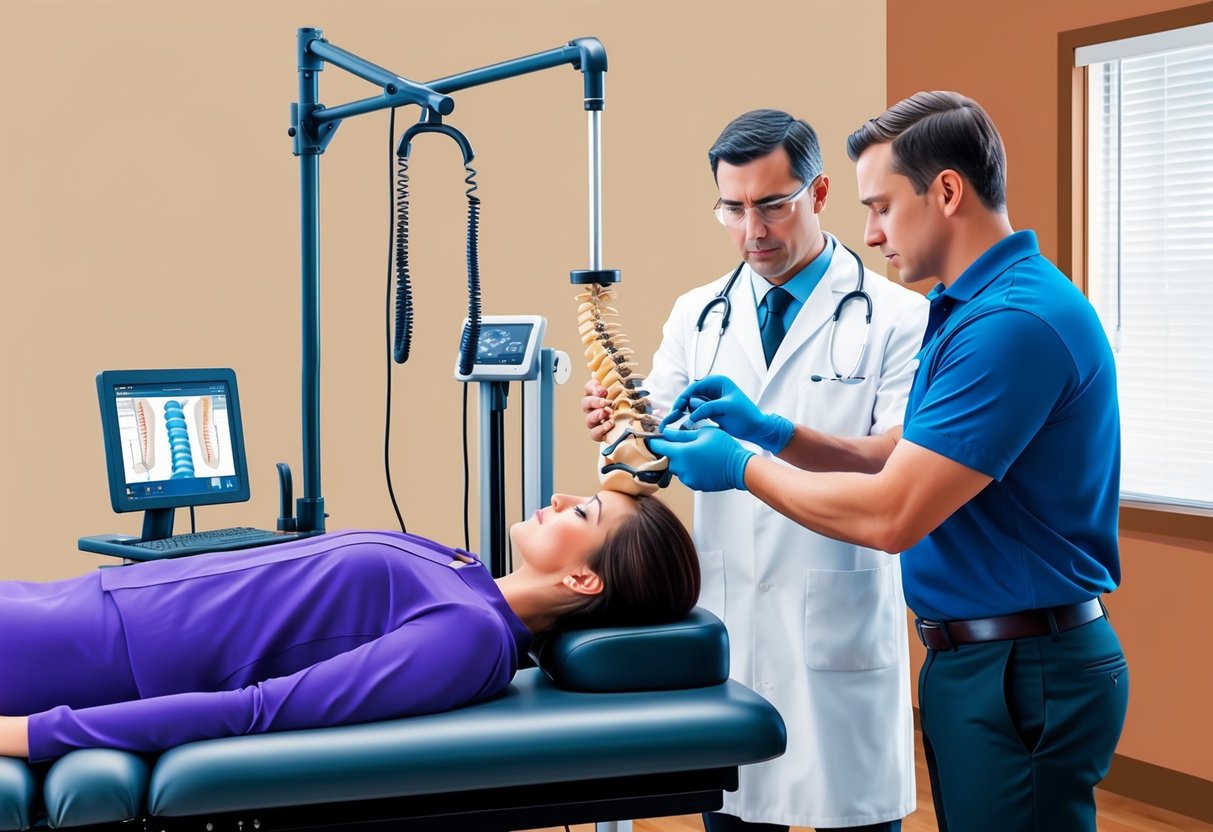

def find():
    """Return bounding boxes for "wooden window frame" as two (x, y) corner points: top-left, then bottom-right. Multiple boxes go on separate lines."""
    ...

(1057, 2), (1213, 542)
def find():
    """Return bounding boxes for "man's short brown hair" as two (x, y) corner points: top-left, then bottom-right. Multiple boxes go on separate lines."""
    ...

(847, 91), (1007, 210)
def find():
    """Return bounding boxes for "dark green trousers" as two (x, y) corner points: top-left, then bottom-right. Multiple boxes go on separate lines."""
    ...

(919, 615), (1128, 831)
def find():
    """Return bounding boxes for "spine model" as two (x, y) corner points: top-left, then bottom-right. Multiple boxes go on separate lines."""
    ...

(576, 283), (670, 495)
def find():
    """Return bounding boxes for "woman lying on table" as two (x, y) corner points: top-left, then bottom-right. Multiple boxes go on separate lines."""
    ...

(0, 491), (699, 761)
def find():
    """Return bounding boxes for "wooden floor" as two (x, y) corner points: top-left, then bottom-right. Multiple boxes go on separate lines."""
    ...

(529, 732), (1212, 831)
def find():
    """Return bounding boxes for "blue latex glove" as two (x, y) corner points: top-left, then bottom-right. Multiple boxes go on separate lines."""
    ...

(648, 427), (755, 493)
(659, 375), (794, 454)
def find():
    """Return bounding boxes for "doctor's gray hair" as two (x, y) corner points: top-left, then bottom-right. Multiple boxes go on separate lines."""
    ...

(709, 109), (823, 185)
(846, 91), (1007, 210)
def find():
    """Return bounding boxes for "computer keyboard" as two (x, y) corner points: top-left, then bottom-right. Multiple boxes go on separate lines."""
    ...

(129, 527), (293, 556)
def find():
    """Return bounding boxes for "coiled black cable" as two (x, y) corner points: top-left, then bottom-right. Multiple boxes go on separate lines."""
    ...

(385, 108), (407, 533)
(458, 164), (481, 378)
(458, 165), (481, 552)
(387, 118), (481, 535)
(392, 144), (481, 378)
(392, 153), (415, 365)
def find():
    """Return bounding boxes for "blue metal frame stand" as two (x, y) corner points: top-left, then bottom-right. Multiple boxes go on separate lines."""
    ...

(287, 28), (609, 533)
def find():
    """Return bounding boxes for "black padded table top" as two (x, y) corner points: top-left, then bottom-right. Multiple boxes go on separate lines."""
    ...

(3, 670), (785, 829)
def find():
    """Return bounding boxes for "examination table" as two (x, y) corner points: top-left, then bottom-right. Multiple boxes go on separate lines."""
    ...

(0, 609), (786, 831)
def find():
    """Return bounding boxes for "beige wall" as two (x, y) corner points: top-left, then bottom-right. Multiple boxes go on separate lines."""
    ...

(9, 0), (1207, 797)
(0, 0), (886, 581)
(887, 0), (1213, 784)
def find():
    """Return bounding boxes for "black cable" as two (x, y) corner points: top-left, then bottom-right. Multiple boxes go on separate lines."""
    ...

(189, 506), (196, 534)
(384, 107), (407, 534)
(520, 381), (525, 525)
(462, 166), (481, 557)
(390, 123), (479, 538)
(393, 151), (415, 364)
(462, 382), (470, 552)
(457, 165), (482, 377)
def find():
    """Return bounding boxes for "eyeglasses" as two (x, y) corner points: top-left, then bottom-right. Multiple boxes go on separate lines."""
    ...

(714, 179), (812, 227)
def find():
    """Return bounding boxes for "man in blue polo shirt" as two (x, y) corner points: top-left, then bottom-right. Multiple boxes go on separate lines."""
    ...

(650, 91), (1128, 831)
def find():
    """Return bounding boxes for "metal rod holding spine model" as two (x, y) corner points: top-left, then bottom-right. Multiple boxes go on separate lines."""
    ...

(589, 110), (602, 271)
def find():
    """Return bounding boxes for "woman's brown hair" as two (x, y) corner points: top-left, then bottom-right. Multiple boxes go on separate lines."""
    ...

(560, 494), (700, 630)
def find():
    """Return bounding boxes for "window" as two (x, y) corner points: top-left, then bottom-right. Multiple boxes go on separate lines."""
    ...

(1078, 22), (1213, 513)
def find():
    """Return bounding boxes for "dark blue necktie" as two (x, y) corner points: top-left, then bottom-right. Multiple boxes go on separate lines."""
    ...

(760, 287), (793, 367)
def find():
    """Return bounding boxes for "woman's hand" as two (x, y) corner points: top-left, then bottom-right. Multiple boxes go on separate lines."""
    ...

(0, 716), (29, 758)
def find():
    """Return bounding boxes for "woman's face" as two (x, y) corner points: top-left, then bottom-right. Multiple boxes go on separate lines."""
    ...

(510, 490), (637, 576)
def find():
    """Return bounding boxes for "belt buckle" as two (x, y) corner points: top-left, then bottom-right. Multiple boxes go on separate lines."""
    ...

(914, 617), (956, 651)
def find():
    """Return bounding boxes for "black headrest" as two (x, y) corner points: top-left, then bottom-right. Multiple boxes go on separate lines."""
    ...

(533, 607), (729, 692)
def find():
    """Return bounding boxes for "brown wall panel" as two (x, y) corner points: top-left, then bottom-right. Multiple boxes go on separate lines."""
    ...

(889, 0), (1213, 784)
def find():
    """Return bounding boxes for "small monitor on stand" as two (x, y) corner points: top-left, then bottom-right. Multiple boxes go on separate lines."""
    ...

(80, 368), (297, 560)
(454, 315), (546, 382)
(452, 316), (554, 577)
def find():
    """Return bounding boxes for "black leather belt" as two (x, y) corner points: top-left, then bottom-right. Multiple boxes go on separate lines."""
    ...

(915, 598), (1106, 651)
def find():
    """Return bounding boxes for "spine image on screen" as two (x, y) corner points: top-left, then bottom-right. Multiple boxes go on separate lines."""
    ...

(118, 395), (236, 483)
(132, 399), (157, 473)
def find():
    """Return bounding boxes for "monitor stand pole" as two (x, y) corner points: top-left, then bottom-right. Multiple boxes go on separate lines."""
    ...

(480, 381), (509, 578)
(141, 508), (175, 542)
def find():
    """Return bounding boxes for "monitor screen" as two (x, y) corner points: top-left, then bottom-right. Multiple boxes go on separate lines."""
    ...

(475, 323), (535, 366)
(97, 369), (251, 513)
(454, 315), (545, 382)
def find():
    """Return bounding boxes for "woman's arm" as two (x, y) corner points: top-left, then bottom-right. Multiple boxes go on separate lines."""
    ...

(0, 716), (29, 758)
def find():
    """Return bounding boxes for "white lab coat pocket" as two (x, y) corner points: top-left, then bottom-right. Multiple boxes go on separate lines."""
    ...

(804, 566), (897, 671)
(796, 374), (876, 436)
(697, 549), (726, 620)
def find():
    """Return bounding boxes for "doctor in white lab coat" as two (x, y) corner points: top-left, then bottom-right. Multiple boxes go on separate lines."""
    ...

(585, 110), (927, 831)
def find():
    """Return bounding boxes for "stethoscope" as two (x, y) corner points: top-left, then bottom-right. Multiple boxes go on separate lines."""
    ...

(691, 242), (873, 383)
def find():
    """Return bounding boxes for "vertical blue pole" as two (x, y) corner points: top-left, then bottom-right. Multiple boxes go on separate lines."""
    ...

(539, 347), (555, 508)
(296, 28), (326, 532)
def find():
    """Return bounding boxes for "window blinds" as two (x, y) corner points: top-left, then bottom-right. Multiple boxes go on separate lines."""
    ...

(1086, 42), (1213, 511)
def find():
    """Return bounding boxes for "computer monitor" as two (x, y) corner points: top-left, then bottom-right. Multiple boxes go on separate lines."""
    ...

(96, 368), (251, 514)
